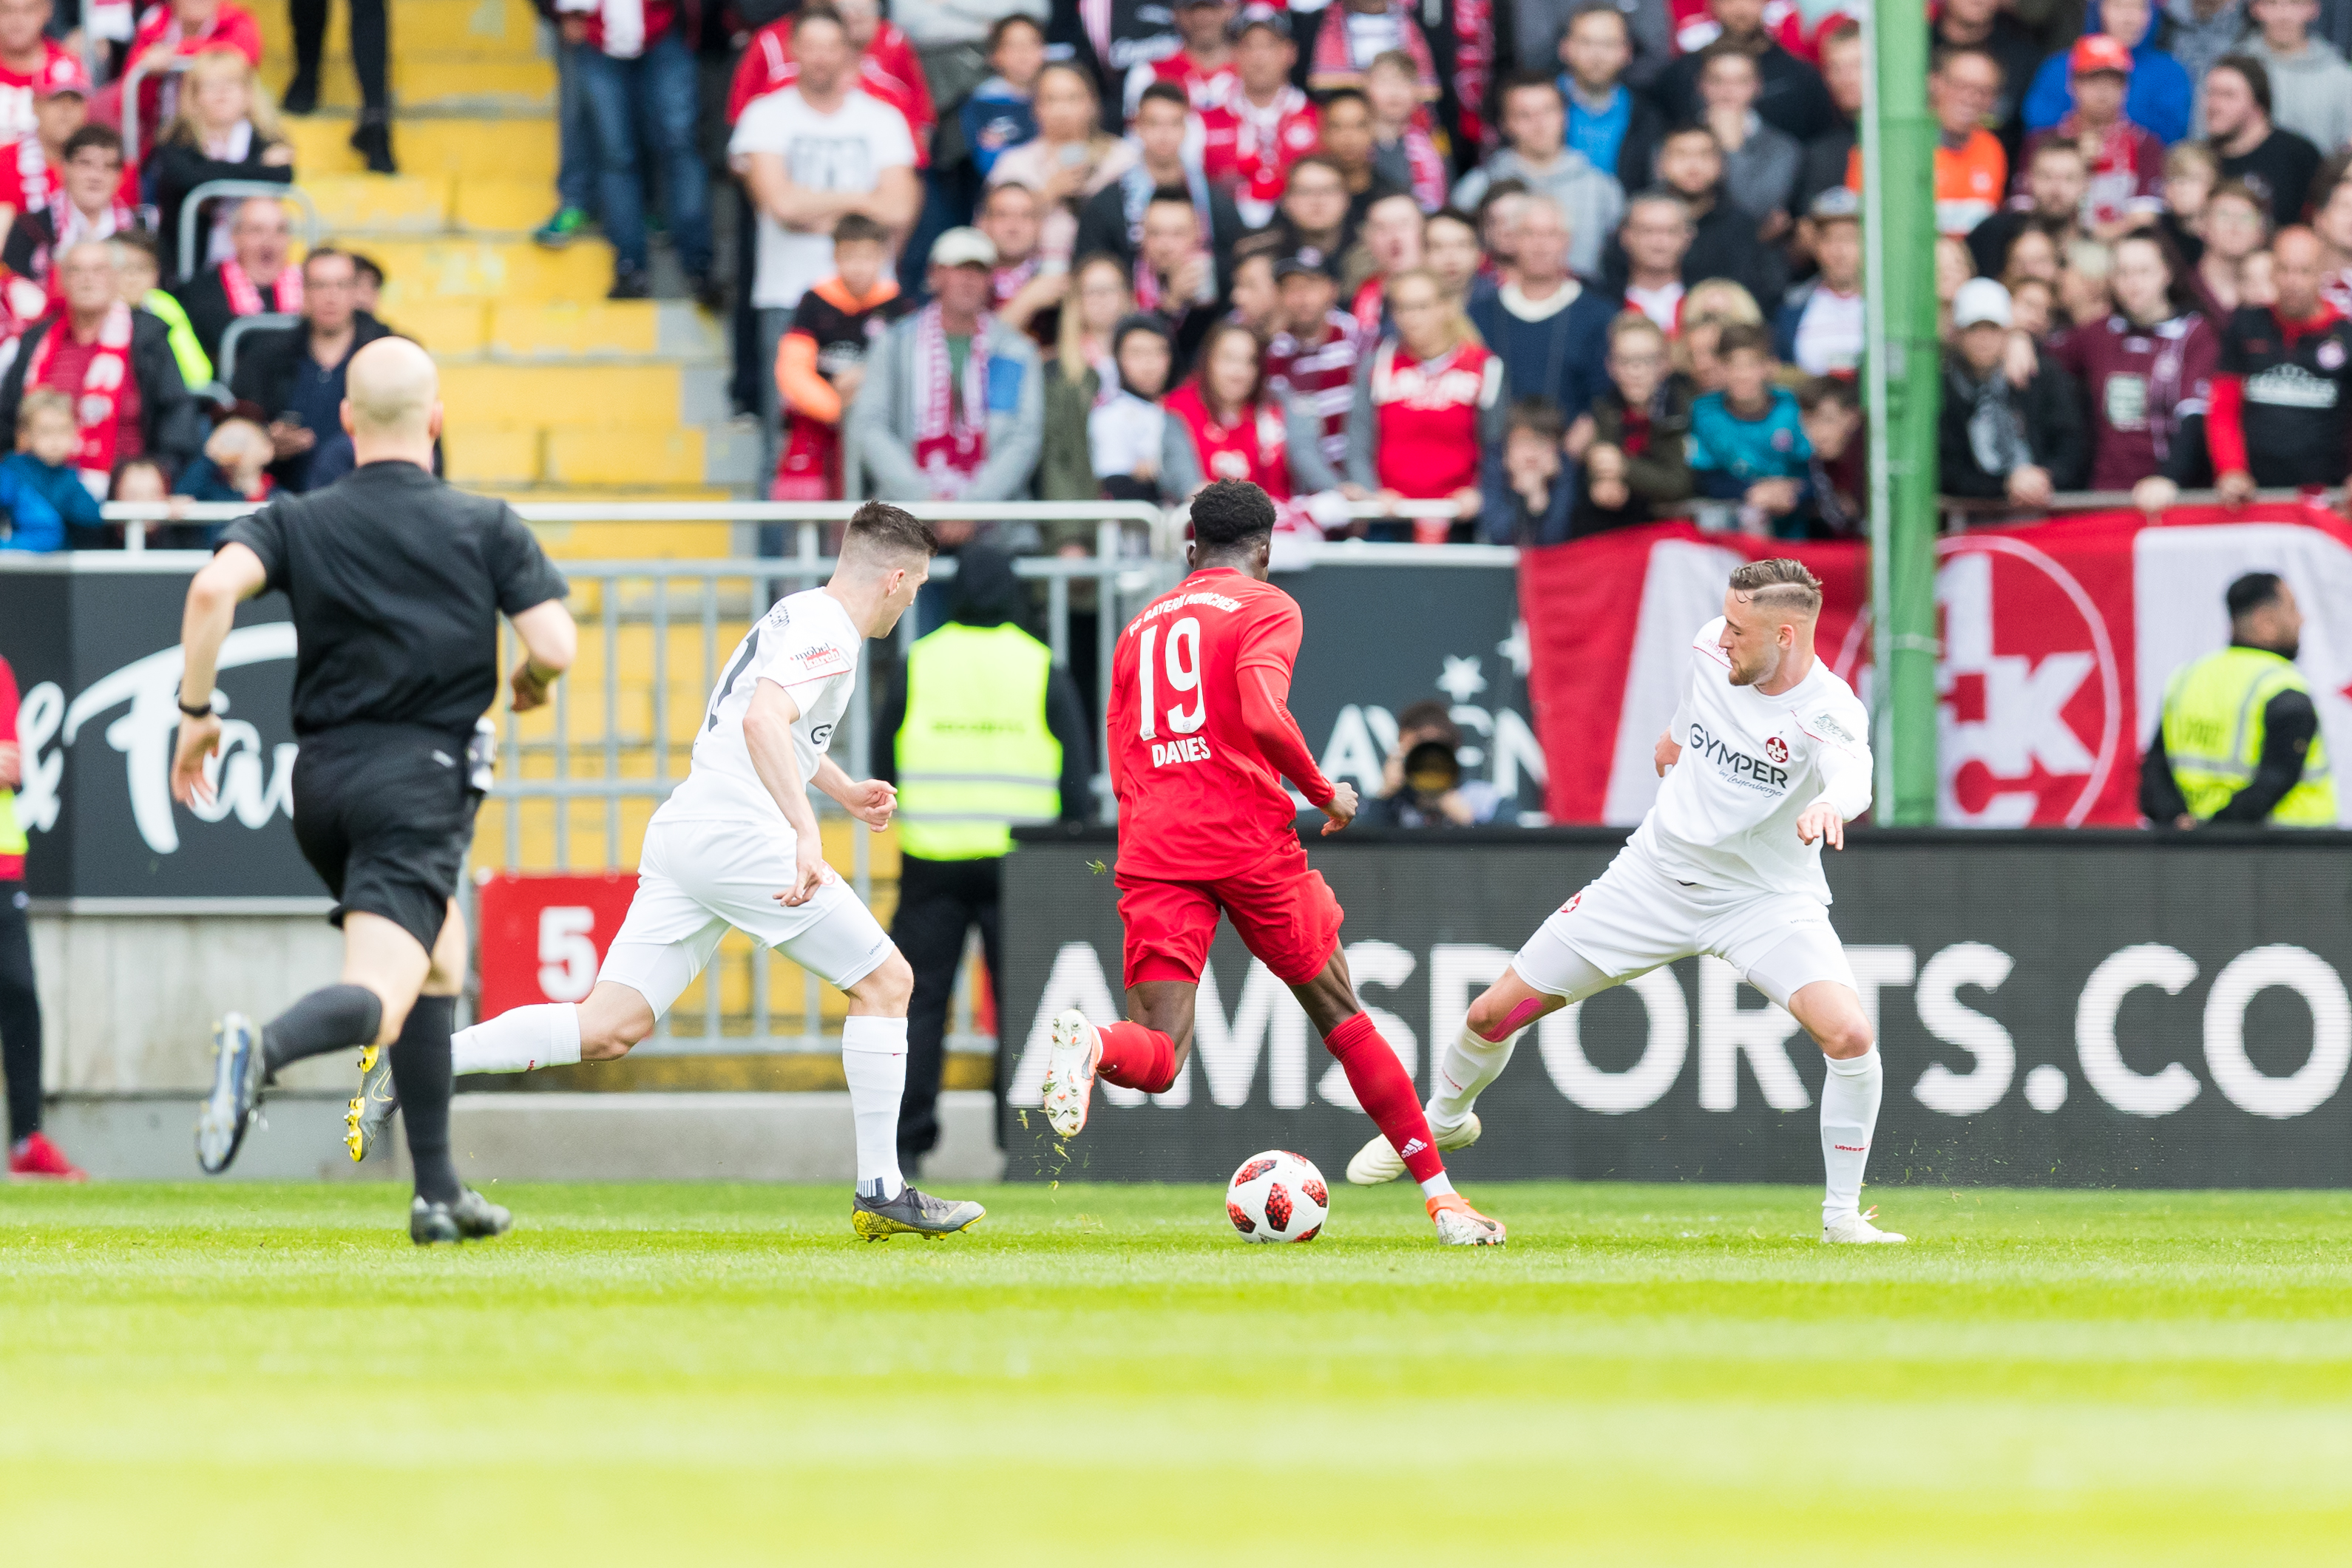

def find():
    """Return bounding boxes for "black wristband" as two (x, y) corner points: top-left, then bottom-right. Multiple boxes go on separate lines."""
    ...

(177, 697), (214, 718)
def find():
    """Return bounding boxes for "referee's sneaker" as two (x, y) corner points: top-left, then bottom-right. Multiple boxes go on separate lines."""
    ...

(173, 338), (578, 1243)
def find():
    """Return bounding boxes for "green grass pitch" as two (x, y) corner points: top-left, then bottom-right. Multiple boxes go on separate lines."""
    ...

(5, 1181), (2351, 1564)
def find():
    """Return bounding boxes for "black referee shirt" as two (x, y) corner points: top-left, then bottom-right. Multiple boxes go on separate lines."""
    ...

(217, 460), (568, 741)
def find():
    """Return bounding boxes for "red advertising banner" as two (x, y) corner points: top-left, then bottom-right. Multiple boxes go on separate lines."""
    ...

(475, 872), (640, 1018)
(1520, 504), (2352, 827)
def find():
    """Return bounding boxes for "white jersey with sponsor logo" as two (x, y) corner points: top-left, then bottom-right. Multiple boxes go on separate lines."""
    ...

(1631, 617), (1874, 903)
(660, 587), (861, 832)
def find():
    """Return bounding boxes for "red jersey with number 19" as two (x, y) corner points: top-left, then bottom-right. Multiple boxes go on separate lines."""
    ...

(1108, 567), (1333, 882)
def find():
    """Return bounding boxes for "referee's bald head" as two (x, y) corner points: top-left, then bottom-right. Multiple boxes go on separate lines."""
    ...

(343, 337), (441, 442)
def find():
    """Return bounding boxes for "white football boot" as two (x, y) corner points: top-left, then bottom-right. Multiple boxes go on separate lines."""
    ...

(1038, 1008), (1099, 1138)
(1822, 1206), (1907, 1244)
(1346, 1112), (1482, 1185)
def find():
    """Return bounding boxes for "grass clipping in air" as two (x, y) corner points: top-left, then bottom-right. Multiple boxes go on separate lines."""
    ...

(5, 1181), (2352, 1564)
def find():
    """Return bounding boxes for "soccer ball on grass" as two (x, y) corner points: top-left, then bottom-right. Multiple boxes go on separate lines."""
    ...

(1225, 1150), (1329, 1242)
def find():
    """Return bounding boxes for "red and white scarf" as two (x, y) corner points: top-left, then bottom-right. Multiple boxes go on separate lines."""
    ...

(221, 256), (302, 317)
(31, 302), (135, 492)
(912, 303), (990, 498)
(990, 255), (1040, 309)
(41, 194), (132, 291)
(1, 135), (55, 219)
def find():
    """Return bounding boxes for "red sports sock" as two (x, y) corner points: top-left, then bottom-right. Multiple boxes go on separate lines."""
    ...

(1094, 1022), (1177, 1093)
(1324, 1011), (1445, 1184)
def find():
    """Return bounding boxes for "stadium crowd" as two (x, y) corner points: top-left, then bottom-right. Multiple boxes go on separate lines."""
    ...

(4, 0), (2352, 553)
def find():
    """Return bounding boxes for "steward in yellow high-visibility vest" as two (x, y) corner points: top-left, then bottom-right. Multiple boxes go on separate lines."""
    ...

(2143, 573), (2336, 828)
(1, 651), (80, 1176)
(874, 547), (1091, 1172)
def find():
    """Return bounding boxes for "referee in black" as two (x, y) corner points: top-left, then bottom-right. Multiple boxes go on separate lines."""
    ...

(173, 337), (576, 1243)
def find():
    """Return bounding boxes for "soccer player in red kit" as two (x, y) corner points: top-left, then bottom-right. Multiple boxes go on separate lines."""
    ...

(1038, 478), (1505, 1245)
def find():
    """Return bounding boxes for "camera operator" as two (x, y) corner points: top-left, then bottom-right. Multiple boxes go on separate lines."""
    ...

(1361, 700), (1503, 828)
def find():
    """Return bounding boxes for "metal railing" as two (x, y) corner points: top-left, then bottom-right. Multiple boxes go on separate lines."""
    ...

(1937, 486), (2348, 531)
(176, 181), (322, 284)
(214, 311), (299, 391)
(118, 55), (187, 177)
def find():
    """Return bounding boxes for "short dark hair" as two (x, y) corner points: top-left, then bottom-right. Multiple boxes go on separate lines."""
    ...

(1797, 376), (1860, 415)
(833, 211), (889, 247)
(1498, 69), (1565, 106)
(1395, 698), (1461, 745)
(1506, 396), (1566, 443)
(347, 250), (384, 288)
(1697, 40), (1760, 77)
(2227, 571), (2286, 620)
(1561, 2), (1630, 50)
(302, 245), (356, 282)
(843, 500), (939, 569)
(1146, 183), (1195, 210)
(1932, 44), (2004, 84)
(2212, 52), (2274, 118)
(1136, 81), (1192, 118)
(1318, 86), (1370, 117)
(64, 123), (121, 163)
(1426, 205), (1480, 239)
(985, 11), (1043, 53)
(1287, 154), (1346, 189)
(1660, 121), (1719, 152)
(1715, 322), (1772, 359)
(110, 227), (163, 268)
(791, 3), (844, 35)
(1189, 478), (1277, 551)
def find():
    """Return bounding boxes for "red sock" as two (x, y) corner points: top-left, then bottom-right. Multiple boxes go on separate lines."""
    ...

(1324, 1012), (1444, 1184)
(1095, 1022), (1177, 1093)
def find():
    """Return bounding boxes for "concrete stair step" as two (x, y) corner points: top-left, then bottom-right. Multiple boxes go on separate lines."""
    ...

(384, 299), (489, 354)
(488, 299), (725, 359)
(453, 176), (558, 233)
(360, 235), (611, 307)
(257, 0), (543, 60)
(443, 417), (754, 489)
(282, 115), (557, 181)
(305, 172), (451, 233)
(266, 55), (554, 110)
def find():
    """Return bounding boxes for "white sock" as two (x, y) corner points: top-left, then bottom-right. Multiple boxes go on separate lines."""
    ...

(1419, 1173), (1456, 1200)
(1820, 1048), (1883, 1222)
(841, 1015), (907, 1201)
(450, 1003), (583, 1075)
(1426, 1024), (1519, 1129)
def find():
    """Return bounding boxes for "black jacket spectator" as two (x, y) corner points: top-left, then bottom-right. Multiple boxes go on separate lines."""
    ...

(1939, 346), (2090, 499)
(1659, 35), (1835, 143)
(149, 137), (294, 283)
(1600, 187), (1787, 307)
(171, 197), (305, 367)
(0, 309), (206, 473)
(229, 310), (398, 491)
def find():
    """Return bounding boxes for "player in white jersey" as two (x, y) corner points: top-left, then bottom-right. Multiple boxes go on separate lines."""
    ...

(438, 503), (986, 1241)
(1346, 559), (1906, 1243)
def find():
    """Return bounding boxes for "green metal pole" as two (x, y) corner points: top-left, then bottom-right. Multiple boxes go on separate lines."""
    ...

(1861, 1), (1942, 824)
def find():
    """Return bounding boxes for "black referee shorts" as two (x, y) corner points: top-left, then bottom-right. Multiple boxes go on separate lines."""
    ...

(291, 725), (478, 954)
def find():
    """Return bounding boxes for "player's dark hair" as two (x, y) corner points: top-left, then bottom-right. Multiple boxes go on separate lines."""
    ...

(1715, 322), (1772, 360)
(833, 211), (889, 248)
(843, 500), (939, 569)
(1189, 478), (1277, 553)
(1728, 558), (1823, 616)
(2227, 571), (2285, 620)
(1135, 83), (1189, 122)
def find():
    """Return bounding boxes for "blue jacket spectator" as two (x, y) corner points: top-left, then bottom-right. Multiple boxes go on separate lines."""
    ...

(2021, 0), (2194, 145)
(1465, 199), (1617, 434)
(0, 448), (106, 553)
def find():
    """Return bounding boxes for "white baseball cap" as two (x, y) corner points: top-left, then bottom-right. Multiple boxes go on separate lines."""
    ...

(929, 227), (998, 270)
(1952, 276), (2013, 330)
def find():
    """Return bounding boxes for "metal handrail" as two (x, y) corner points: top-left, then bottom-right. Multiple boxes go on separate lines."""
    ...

(118, 55), (189, 174)
(175, 180), (321, 284)
(1939, 486), (2347, 528)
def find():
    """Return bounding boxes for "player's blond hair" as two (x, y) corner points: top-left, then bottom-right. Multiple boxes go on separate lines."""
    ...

(1728, 558), (1823, 617)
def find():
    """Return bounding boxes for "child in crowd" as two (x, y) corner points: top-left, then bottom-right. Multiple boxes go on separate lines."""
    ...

(1566, 310), (1695, 534)
(0, 390), (104, 552)
(2157, 141), (2216, 267)
(1481, 397), (1573, 544)
(1688, 322), (1812, 538)
(1088, 314), (1173, 502)
(772, 214), (910, 500)
(1365, 51), (1446, 212)
(1793, 376), (1863, 538)
(112, 452), (208, 549)
(2058, 237), (2114, 329)
(960, 14), (1044, 184)
(175, 417), (274, 504)
(113, 229), (211, 390)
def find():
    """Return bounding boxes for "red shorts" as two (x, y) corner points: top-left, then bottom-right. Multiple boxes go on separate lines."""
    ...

(1114, 838), (1343, 990)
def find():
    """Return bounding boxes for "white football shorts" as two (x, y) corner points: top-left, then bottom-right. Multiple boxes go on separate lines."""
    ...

(1514, 842), (1856, 1009)
(597, 815), (895, 1019)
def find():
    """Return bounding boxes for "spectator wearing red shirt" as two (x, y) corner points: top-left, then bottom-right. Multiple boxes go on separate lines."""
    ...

(1, 125), (132, 300)
(2208, 226), (2352, 503)
(1264, 251), (1364, 475)
(124, 0), (265, 162)
(2017, 35), (2164, 241)
(728, 0), (936, 169)
(1, 651), (79, 1179)
(1198, 8), (1318, 230)
(0, 0), (71, 149)
(2049, 231), (2220, 503)
(0, 54), (84, 237)
(1162, 319), (1336, 500)
(1126, 0), (1238, 120)
(1346, 268), (1509, 543)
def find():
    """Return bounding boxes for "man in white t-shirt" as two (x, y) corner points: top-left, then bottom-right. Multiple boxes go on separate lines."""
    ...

(444, 504), (986, 1241)
(1345, 559), (1905, 1245)
(730, 6), (923, 482)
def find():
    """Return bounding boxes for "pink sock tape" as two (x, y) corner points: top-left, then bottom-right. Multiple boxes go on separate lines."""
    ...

(1488, 997), (1545, 1040)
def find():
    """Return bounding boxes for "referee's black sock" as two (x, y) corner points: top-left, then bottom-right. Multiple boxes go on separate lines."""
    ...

(260, 983), (384, 1075)
(390, 994), (461, 1205)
